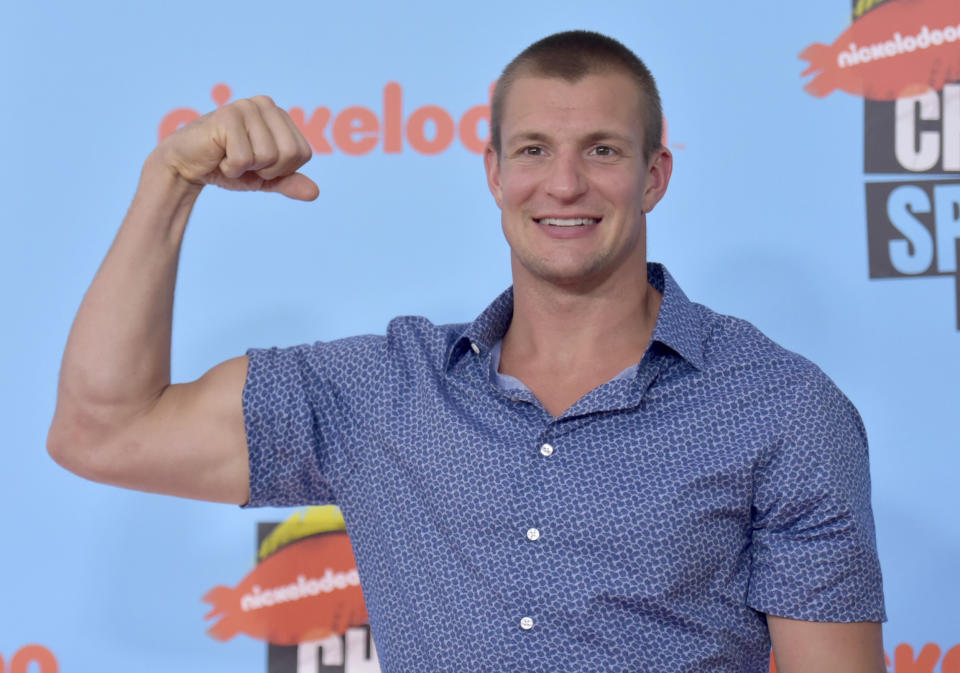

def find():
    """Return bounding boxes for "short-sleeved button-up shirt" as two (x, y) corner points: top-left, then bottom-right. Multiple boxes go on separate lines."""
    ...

(243, 263), (885, 673)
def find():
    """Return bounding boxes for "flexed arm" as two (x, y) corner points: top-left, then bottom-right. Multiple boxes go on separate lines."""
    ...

(47, 96), (317, 504)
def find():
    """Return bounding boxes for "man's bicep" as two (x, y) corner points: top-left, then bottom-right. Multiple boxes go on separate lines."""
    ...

(152, 356), (251, 503)
(91, 356), (252, 504)
(768, 615), (885, 673)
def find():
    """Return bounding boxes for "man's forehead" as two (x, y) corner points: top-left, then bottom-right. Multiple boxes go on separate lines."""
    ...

(507, 70), (634, 93)
(500, 73), (646, 140)
(503, 72), (643, 111)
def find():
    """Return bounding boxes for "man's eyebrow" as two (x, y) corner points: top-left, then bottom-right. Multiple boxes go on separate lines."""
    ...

(505, 131), (551, 146)
(505, 130), (636, 147)
(580, 130), (635, 146)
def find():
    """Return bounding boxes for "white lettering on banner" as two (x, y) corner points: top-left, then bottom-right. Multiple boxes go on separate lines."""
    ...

(240, 569), (361, 612)
(837, 23), (960, 68)
(896, 90), (941, 171)
(887, 185), (934, 274)
(943, 85), (960, 170)
(299, 635), (342, 670)
(895, 85), (960, 171)
(297, 627), (380, 673)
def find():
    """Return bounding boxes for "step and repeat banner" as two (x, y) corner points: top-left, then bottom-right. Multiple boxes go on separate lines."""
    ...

(2, 1), (958, 671)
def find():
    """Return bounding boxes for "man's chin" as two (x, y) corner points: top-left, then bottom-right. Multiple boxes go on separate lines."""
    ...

(513, 256), (612, 291)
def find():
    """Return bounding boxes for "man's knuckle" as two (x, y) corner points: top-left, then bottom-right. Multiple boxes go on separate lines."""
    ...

(230, 98), (255, 114)
(273, 135), (296, 155)
(259, 149), (280, 166)
(215, 105), (243, 128)
(226, 147), (253, 166)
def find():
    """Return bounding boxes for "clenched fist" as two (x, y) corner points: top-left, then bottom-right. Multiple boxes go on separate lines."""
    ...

(156, 95), (319, 201)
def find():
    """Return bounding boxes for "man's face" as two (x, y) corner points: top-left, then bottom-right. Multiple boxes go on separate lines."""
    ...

(484, 72), (671, 289)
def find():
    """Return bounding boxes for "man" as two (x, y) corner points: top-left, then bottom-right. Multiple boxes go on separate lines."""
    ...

(48, 31), (885, 672)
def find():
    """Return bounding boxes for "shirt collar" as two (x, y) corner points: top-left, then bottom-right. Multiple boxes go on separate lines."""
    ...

(446, 263), (705, 372)
(445, 286), (515, 369)
(647, 263), (705, 371)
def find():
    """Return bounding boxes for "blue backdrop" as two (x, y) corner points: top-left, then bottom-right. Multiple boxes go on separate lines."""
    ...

(2, 1), (957, 670)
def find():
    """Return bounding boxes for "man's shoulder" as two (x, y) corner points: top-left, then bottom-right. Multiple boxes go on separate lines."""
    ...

(692, 306), (865, 443)
(385, 314), (467, 339)
(384, 314), (469, 356)
(247, 314), (467, 374)
(696, 304), (837, 393)
(655, 265), (826, 390)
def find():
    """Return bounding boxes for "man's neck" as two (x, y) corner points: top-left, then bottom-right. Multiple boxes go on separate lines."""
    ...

(498, 259), (662, 416)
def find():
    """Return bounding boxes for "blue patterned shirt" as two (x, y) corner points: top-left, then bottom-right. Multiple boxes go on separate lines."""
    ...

(243, 263), (885, 673)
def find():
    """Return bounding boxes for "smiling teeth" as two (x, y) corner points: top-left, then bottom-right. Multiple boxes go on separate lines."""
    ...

(539, 217), (599, 226)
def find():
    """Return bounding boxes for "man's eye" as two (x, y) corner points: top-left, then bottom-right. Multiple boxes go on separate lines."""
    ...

(520, 146), (543, 156)
(592, 145), (615, 156)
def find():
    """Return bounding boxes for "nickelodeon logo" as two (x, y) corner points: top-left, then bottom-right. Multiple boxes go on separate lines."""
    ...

(160, 83), (491, 155)
(204, 507), (378, 672)
(799, 0), (960, 100)
(159, 83), (674, 155)
(801, 0), (960, 329)
(204, 507), (367, 646)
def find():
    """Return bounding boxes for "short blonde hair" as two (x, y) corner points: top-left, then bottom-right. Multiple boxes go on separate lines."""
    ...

(490, 31), (663, 161)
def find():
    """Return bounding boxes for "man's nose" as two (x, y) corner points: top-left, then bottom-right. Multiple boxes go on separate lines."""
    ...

(545, 151), (588, 201)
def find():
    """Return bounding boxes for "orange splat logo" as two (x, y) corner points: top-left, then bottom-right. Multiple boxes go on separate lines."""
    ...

(800, 0), (960, 99)
(204, 512), (368, 646)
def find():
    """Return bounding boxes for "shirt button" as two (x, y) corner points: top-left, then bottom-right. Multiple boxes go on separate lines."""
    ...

(526, 527), (541, 541)
(520, 617), (534, 630)
(540, 443), (554, 457)
(470, 342), (480, 354)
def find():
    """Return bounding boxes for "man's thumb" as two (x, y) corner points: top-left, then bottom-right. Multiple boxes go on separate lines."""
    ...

(262, 173), (320, 201)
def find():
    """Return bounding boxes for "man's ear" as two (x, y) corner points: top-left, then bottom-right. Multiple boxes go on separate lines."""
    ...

(641, 146), (673, 214)
(484, 143), (503, 209)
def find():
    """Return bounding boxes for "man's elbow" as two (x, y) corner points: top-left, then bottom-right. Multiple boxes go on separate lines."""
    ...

(46, 407), (121, 483)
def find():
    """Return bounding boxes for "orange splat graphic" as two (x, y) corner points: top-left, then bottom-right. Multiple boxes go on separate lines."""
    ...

(800, 0), (960, 100)
(203, 532), (368, 646)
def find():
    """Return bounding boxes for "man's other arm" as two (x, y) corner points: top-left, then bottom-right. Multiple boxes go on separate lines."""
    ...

(768, 615), (885, 673)
(47, 96), (318, 504)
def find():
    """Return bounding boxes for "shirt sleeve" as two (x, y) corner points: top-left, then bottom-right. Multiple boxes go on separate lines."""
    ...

(746, 368), (886, 622)
(241, 344), (335, 508)
(241, 337), (386, 509)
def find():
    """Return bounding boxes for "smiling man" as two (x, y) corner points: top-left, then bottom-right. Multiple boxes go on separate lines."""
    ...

(48, 31), (885, 672)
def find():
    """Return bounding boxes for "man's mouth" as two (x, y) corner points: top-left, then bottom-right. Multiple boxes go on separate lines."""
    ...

(535, 217), (601, 227)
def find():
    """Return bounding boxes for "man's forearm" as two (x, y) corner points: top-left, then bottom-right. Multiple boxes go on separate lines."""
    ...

(48, 153), (201, 463)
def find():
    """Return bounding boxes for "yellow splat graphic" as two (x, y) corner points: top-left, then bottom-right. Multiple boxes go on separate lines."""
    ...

(258, 506), (347, 561)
